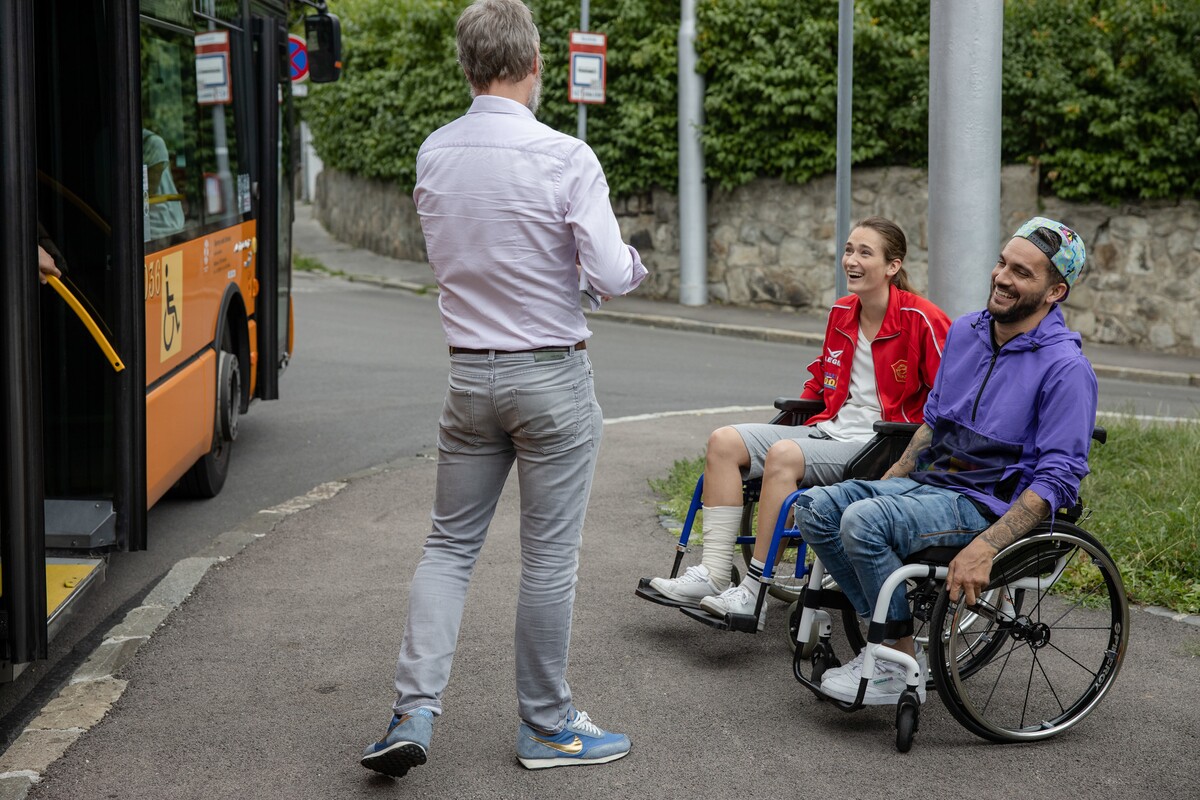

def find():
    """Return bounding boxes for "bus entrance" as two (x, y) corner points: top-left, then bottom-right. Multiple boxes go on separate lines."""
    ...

(1, 0), (339, 682)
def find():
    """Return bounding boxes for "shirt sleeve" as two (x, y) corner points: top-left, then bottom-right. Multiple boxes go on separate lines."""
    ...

(1025, 356), (1098, 512)
(561, 142), (647, 298)
(800, 311), (839, 401)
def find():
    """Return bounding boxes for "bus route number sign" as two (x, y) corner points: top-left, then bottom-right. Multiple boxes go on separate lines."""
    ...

(568, 31), (606, 105)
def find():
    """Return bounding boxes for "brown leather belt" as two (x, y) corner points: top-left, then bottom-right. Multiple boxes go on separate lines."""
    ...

(448, 341), (586, 356)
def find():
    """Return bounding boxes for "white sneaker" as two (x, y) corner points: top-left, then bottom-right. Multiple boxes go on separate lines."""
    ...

(822, 643), (927, 684)
(819, 648), (866, 684)
(698, 584), (766, 630)
(648, 565), (723, 604)
(820, 643), (927, 705)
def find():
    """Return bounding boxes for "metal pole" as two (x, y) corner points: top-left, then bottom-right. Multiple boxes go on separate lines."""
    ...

(834, 0), (853, 299)
(678, 0), (707, 306)
(928, 0), (1003, 319)
(577, 0), (588, 141)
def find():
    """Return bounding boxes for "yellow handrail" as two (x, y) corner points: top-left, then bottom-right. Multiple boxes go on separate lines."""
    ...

(44, 275), (125, 373)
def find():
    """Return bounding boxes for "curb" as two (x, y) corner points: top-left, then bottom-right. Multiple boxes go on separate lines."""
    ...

(0, 481), (350, 799)
(317, 271), (1199, 389)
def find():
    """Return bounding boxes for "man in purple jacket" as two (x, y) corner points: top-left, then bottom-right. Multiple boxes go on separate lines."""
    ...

(796, 217), (1097, 706)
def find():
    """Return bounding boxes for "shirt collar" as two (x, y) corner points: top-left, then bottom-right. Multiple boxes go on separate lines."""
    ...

(467, 94), (535, 119)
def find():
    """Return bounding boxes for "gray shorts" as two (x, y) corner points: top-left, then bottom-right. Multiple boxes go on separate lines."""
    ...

(733, 423), (868, 487)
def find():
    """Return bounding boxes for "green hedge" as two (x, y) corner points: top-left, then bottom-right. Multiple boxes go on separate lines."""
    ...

(303, 0), (1200, 202)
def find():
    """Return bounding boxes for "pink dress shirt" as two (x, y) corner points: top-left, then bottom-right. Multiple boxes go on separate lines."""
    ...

(414, 95), (647, 351)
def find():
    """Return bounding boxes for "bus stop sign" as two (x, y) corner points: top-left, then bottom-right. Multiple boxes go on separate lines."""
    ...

(568, 31), (606, 105)
(288, 33), (309, 83)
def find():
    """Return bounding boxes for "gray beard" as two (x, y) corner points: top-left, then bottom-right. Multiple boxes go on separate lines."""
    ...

(526, 71), (542, 115)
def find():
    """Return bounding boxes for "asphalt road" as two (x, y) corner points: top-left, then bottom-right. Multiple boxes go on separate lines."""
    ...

(1, 269), (1197, 770)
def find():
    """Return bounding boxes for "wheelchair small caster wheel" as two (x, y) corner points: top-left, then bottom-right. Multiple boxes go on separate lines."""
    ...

(894, 693), (920, 753)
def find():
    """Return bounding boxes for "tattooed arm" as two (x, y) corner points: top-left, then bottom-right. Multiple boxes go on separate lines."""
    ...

(945, 489), (1050, 606)
(880, 423), (933, 480)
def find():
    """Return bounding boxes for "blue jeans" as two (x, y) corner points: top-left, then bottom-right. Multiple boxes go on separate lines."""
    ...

(795, 478), (991, 628)
(392, 348), (602, 733)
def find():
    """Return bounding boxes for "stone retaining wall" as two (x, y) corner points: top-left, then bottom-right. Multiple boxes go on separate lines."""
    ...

(313, 166), (1200, 355)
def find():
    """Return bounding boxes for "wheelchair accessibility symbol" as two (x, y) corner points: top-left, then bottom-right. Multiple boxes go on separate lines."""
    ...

(160, 251), (183, 362)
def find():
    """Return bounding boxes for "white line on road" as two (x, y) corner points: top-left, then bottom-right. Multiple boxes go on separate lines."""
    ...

(604, 405), (774, 426)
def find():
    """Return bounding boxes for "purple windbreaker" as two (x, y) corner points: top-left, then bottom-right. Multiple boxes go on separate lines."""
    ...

(910, 305), (1099, 519)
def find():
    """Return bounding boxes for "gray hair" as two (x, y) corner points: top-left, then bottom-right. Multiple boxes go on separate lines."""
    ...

(456, 0), (541, 93)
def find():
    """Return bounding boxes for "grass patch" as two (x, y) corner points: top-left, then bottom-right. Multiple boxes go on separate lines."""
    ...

(1084, 415), (1200, 614)
(649, 414), (1200, 615)
(293, 252), (349, 278)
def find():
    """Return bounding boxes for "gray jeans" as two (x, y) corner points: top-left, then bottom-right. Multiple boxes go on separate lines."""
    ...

(392, 348), (602, 734)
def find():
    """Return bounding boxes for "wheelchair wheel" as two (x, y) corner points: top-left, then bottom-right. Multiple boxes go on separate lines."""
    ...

(895, 695), (920, 753)
(928, 523), (1128, 743)
(918, 586), (1018, 685)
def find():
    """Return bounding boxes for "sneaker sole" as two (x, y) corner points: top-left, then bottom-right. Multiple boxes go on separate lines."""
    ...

(517, 749), (630, 769)
(819, 681), (927, 706)
(360, 742), (427, 778)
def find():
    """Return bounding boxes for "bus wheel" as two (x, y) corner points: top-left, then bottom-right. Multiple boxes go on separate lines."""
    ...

(179, 329), (240, 498)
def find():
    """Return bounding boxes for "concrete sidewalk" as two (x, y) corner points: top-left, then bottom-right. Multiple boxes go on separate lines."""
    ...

(4, 412), (1199, 800)
(292, 203), (1199, 388)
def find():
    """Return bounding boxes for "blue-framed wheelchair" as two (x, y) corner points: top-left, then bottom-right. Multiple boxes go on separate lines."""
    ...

(635, 401), (1129, 753)
(790, 426), (1128, 752)
(634, 397), (918, 648)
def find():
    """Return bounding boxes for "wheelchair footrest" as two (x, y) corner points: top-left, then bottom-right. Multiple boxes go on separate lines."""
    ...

(634, 578), (701, 609)
(678, 606), (760, 633)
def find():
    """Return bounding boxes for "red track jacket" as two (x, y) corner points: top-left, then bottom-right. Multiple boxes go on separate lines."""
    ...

(800, 286), (951, 426)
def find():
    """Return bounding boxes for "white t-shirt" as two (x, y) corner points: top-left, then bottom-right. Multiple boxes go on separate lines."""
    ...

(816, 328), (881, 442)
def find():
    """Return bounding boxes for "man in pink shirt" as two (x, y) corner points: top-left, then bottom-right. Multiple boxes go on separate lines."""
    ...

(361, 0), (646, 779)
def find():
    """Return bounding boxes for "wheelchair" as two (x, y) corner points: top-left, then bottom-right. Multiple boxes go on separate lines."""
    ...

(634, 397), (918, 647)
(790, 427), (1129, 752)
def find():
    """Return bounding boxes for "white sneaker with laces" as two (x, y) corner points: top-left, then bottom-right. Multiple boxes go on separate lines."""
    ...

(698, 584), (766, 630)
(821, 642), (927, 684)
(648, 564), (724, 604)
(819, 643), (927, 705)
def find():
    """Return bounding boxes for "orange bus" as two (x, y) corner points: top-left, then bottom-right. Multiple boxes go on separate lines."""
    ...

(0, 0), (340, 680)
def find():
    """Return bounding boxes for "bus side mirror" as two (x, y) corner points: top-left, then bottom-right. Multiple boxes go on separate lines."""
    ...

(305, 13), (342, 83)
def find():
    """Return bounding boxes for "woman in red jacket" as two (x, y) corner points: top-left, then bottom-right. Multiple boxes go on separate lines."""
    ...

(648, 217), (951, 627)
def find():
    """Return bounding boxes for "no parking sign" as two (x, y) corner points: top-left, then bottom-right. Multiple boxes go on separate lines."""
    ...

(288, 33), (309, 83)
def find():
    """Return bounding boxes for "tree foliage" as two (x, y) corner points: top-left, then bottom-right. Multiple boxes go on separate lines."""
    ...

(303, 0), (1200, 202)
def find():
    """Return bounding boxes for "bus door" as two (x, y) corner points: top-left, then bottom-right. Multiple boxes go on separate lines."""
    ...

(1, 0), (143, 680)
(251, 10), (294, 402)
(35, 0), (146, 555)
(2, 0), (50, 676)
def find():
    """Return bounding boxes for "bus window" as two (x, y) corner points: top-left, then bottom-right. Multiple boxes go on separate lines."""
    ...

(194, 25), (241, 227)
(140, 17), (245, 248)
(141, 21), (201, 245)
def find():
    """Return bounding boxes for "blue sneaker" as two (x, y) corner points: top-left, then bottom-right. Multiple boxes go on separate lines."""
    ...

(360, 708), (433, 777)
(516, 710), (630, 769)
